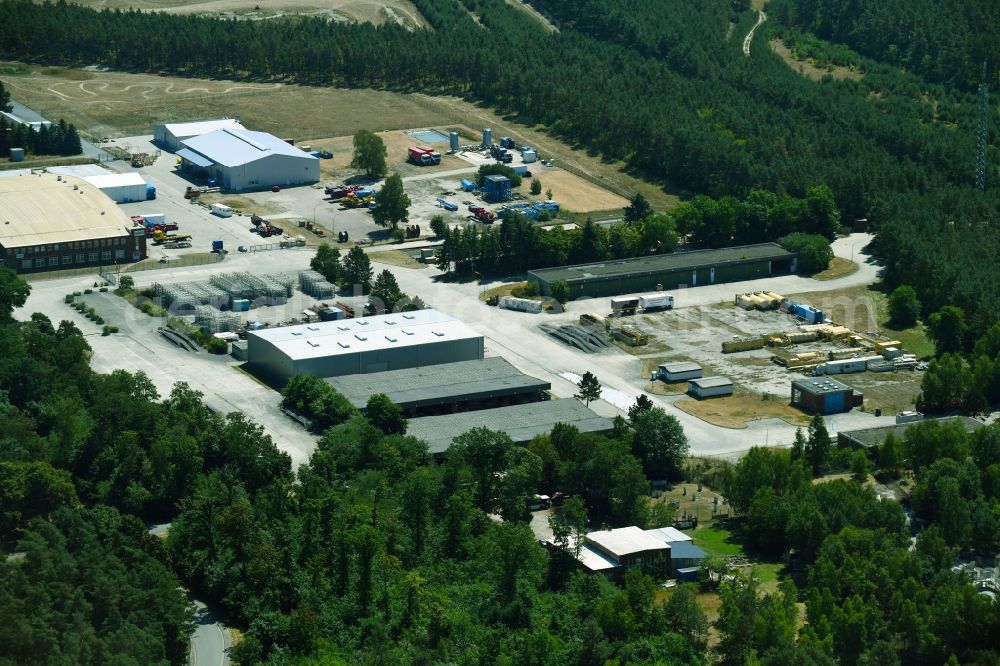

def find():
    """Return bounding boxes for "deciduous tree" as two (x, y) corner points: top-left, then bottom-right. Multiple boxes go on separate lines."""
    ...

(350, 129), (387, 178)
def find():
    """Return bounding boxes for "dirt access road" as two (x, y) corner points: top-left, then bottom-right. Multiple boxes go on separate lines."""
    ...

(743, 9), (767, 56)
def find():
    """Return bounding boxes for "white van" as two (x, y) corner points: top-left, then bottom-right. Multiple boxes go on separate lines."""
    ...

(210, 203), (233, 218)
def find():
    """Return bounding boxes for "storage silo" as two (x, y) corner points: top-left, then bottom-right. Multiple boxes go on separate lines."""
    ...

(482, 128), (492, 148)
(449, 131), (460, 153)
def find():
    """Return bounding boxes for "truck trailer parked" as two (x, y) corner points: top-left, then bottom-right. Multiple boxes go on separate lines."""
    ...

(408, 146), (441, 165)
(638, 292), (673, 311)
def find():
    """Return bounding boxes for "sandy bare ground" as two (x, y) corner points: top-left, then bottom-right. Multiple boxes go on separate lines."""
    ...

(526, 168), (628, 212)
(45, 0), (428, 27)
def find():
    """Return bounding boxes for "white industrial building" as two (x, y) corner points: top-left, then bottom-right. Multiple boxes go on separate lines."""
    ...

(154, 118), (244, 151)
(176, 128), (319, 192)
(80, 173), (148, 203)
(247, 309), (485, 384)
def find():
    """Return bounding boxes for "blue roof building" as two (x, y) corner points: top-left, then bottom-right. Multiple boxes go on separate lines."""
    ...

(177, 127), (319, 192)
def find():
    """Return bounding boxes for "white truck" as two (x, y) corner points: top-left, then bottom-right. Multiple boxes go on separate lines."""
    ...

(210, 203), (233, 218)
(638, 292), (673, 311)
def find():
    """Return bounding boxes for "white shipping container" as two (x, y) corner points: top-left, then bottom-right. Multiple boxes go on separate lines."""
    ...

(211, 203), (234, 218)
(500, 296), (542, 313)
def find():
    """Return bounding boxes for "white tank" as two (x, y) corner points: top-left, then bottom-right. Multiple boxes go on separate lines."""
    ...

(482, 128), (492, 148)
(449, 131), (460, 153)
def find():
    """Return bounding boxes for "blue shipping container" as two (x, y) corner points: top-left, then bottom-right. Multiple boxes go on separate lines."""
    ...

(461, 179), (476, 191)
(146, 184), (156, 200)
(232, 299), (251, 312)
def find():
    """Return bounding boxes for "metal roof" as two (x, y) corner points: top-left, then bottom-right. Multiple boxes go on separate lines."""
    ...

(176, 148), (213, 168)
(585, 526), (670, 558)
(248, 309), (482, 362)
(406, 399), (614, 454)
(645, 527), (693, 543)
(528, 243), (794, 284)
(159, 118), (243, 138)
(689, 376), (732, 389)
(181, 128), (319, 168)
(659, 362), (701, 374)
(838, 416), (984, 448)
(326, 357), (549, 409)
(577, 544), (620, 571)
(0, 173), (134, 248)
(792, 377), (851, 395)
(667, 541), (706, 560)
(80, 173), (146, 189)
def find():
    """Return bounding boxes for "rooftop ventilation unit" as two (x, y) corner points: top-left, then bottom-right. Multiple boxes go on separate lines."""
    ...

(432, 330), (445, 337)
(337, 341), (350, 348)
(401, 329), (414, 335)
(355, 334), (367, 341)
(307, 325), (320, 331)
(337, 325), (349, 331)
(307, 340), (319, 347)
(385, 335), (397, 342)
(402, 314), (416, 320)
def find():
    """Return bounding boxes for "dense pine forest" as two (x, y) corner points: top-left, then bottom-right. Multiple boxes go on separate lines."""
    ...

(2, 0), (1000, 663)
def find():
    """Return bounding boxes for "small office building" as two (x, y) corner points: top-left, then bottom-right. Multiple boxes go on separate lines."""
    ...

(791, 378), (860, 414)
(658, 362), (703, 382)
(688, 377), (734, 399)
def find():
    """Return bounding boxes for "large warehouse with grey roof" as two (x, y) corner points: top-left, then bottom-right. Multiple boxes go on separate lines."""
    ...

(406, 399), (614, 455)
(528, 243), (797, 299)
(247, 309), (484, 384)
(326, 357), (550, 415)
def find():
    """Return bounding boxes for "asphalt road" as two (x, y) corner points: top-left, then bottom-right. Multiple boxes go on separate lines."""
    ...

(189, 601), (230, 666)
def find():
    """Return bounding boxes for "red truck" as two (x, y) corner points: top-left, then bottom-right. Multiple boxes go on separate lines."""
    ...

(408, 146), (441, 166)
(326, 184), (362, 199)
(468, 206), (496, 223)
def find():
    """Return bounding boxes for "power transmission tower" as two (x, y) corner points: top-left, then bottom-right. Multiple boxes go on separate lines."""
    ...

(976, 63), (988, 191)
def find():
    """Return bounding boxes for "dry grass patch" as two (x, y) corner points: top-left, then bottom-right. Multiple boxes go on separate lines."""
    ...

(368, 249), (427, 269)
(675, 393), (810, 429)
(770, 39), (864, 82)
(527, 167), (629, 213)
(0, 62), (451, 141)
(198, 193), (284, 217)
(812, 256), (858, 281)
(478, 282), (528, 302)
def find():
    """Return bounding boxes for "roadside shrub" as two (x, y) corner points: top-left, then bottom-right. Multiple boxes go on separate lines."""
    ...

(530, 178), (542, 195)
(101, 325), (119, 336)
(94, 316), (104, 325)
(205, 337), (229, 354)
(391, 228), (405, 243)
(64, 294), (75, 303)
(98, 287), (108, 292)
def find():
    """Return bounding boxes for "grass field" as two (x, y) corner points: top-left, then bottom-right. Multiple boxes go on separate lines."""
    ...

(675, 393), (809, 429)
(368, 250), (427, 269)
(812, 256), (858, 281)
